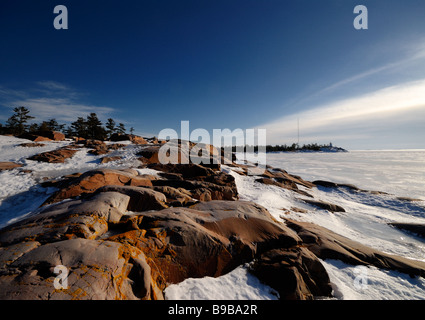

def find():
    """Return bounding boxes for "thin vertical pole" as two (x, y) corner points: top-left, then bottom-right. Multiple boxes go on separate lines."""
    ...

(297, 118), (300, 147)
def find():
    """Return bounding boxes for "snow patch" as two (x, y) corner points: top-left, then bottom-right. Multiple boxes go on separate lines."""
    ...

(164, 264), (279, 300)
(321, 259), (425, 300)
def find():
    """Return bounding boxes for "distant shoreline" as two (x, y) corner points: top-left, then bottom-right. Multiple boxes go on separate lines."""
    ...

(231, 143), (348, 153)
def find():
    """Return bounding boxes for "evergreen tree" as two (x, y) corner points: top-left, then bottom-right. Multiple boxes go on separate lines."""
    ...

(64, 125), (74, 138)
(6, 106), (34, 135)
(70, 117), (88, 138)
(86, 113), (106, 140)
(105, 118), (116, 138)
(45, 118), (65, 132)
(38, 121), (50, 132)
(28, 123), (39, 133)
(130, 127), (135, 135)
(117, 123), (126, 135)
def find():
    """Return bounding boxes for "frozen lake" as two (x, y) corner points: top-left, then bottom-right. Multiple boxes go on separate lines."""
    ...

(265, 150), (425, 200)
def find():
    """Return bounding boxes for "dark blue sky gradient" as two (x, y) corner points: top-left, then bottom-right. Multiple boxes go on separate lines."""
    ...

(1, 0), (425, 148)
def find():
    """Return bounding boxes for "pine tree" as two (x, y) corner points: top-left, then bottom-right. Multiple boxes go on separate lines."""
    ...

(117, 123), (126, 135)
(86, 113), (106, 140)
(44, 118), (65, 132)
(64, 125), (74, 138)
(105, 118), (116, 139)
(70, 117), (88, 138)
(6, 106), (34, 135)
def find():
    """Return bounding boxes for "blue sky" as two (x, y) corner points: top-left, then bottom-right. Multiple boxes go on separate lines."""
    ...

(0, 0), (425, 149)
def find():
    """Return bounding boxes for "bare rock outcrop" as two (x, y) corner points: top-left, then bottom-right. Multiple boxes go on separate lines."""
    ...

(19, 130), (65, 142)
(285, 219), (425, 277)
(28, 147), (78, 164)
(0, 238), (162, 300)
(7, 138), (420, 301)
(42, 168), (157, 205)
(0, 162), (23, 171)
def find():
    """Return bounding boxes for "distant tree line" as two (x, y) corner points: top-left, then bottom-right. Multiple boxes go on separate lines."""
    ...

(231, 143), (334, 152)
(0, 106), (135, 140)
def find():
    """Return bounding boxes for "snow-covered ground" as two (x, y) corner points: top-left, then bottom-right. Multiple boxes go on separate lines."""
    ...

(164, 264), (279, 300)
(163, 150), (425, 300)
(321, 259), (425, 300)
(226, 150), (425, 300)
(1, 135), (425, 300)
(0, 135), (142, 227)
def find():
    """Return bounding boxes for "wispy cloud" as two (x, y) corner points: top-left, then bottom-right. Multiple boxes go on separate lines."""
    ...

(36, 81), (72, 92)
(11, 97), (115, 122)
(0, 85), (28, 99)
(257, 40), (425, 148)
(0, 81), (115, 123)
(258, 78), (425, 146)
(290, 39), (425, 112)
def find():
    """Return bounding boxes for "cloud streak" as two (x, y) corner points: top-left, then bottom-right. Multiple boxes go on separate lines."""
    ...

(11, 97), (115, 122)
(0, 81), (115, 123)
(258, 78), (425, 147)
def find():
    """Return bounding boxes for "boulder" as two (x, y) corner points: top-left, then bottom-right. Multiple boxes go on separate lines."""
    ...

(19, 130), (65, 141)
(88, 145), (109, 155)
(83, 139), (105, 148)
(151, 186), (195, 207)
(18, 133), (51, 142)
(95, 185), (168, 212)
(83, 140), (109, 155)
(107, 143), (127, 150)
(137, 144), (190, 165)
(137, 146), (163, 164)
(100, 156), (122, 164)
(38, 130), (65, 141)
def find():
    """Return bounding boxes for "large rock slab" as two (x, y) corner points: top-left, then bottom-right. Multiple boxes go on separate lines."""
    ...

(251, 247), (332, 300)
(43, 169), (155, 205)
(96, 185), (168, 212)
(28, 147), (78, 163)
(285, 219), (425, 277)
(300, 198), (345, 213)
(0, 162), (23, 171)
(0, 238), (162, 300)
(0, 187), (333, 300)
(107, 200), (331, 300)
(0, 192), (130, 246)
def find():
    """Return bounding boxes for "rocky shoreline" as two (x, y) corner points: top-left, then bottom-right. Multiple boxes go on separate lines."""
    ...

(0, 134), (424, 300)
